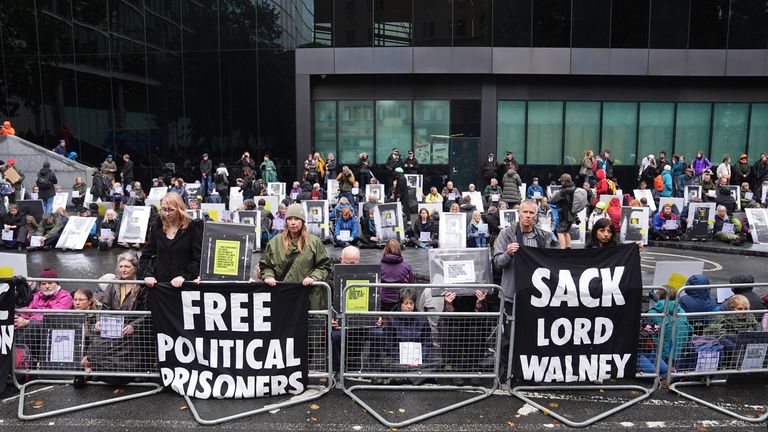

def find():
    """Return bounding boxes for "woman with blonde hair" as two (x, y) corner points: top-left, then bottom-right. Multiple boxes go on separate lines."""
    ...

(259, 203), (332, 309)
(140, 192), (202, 288)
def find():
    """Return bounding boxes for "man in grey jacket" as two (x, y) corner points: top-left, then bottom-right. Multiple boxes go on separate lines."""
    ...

(492, 199), (553, 377)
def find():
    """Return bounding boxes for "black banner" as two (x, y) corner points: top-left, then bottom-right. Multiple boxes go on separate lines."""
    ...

(149, 282), (309, 399)
(513, 245), (642, 383)
(0, 280), (14, 394)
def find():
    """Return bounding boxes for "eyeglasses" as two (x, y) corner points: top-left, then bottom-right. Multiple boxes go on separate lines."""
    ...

(160, 207), (176, 213)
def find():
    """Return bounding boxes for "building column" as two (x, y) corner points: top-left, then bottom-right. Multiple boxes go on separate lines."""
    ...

(480, 77), (497, 163)
(295, 74), (311, 180)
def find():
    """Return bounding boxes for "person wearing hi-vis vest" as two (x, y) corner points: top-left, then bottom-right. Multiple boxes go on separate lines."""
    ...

(258, 203), (332, 310)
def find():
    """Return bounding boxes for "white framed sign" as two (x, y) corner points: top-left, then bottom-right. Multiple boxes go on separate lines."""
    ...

(365, 184), (385, 203)
(438, 212), (467, 249)
(118, 206), (151, 244)
(620, 206), (650, 245)
(55, 216), (97, 250)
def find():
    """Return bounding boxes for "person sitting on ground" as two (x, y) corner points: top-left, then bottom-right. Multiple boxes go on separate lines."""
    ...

(375, 287), (433, 385)
(740, 182), (761, 209)
(424, 186), (442, 203)
(2, 204), (25, 250)
(467, 210), (490, 248)
(587, 201), (610, 234)
(71, 177), (87, 208)
(526, 177), (544, 201)
(705, 295), (762, 351)
(483, 178), (503, 208)
(441, 288), (489, 386)
(329, 196), (354, 221)
(679, 274), (719, 314)
(333, 207), (358, 247)
(700, 172), (717, 202)
(719, 274), (765, 311)
(410, 207), (438, 249)
(358, 207), (380, 249)
(638, 286), (692, 374)
(79, 251), (149, 386)
(713, 205), (745, 246)
(651, 203), (683, 241)
(96, 209), (120, 250)
(271, 203), (287, 234)
(715, 180), (737, 214)
(30, 212), (64, 251)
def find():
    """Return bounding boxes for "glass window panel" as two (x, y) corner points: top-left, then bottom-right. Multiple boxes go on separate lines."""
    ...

(314, 101), (337, 160)
(572, 0), (610, 48)
(450, 100), (481, 137)
(339, 101), (374, 164)
(374, 0), (412, 46)
(299, 0), (333, 47)
(414, 0), (452, 46)
(493, 0), (532, 46)
(674, 103), (712, 160)
(497, 101), (526, 163)
(564, 102), (601, 165)
(711, 103), (749, 162)
(375, 100), (412, 163)
(650, 0), (689, 48)
(527, 101), (563, 164)
(182, 0), (219, 52)
(638, 102), (674, 163)
(334, 0), (372, 47)
(453, 0), (491, 46)
(219, 0), (258, 49)
(414, 100), (450, 164)
(611, 0), (650, 48)
(601, 102), (638, 165)
(532, 0), (570, 47)
(728, 0), (768, 49)
(749, 104), (768, 160)
(689, 0), (729, 49)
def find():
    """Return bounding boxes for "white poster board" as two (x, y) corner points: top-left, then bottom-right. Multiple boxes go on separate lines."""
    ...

(365, 184), (385, 203)
(228, 186), (244, 211)
(519, 183), (526, 202)
(620, 206), (650, 245)
(146, 187), (168, 207)
(303, 200), (330, 240)
(405, 174), (423, 201)
(599, 194), (621, 204)
(686, 202), (716, 241)
(55, 216), (97, 250)
(260, 195), (280, 215)
(633, 189), (656, 212)
(439, 212), (467, 249)
(267, 182), (286, 199)
(117, 206), (151, 244)
(659, 197), (685, 216)
(234, 210), (263, 251)
(500, 209), (518, 229)
(652, 261), (704, 291)
(568, 208), (588, 245)
(745, 208), (768, 244)
(726, 185), (741, 211)
(684, 185), (702, 206)
(461, 191), (484, 213)
(201, 203), (226, 222)
(52, 192), (69, 212)
(547, 185), (562, 199)
(326, 179), (339, 202)
(428, 248), (492, 293)
(0, 252), (28, 278)
(419, 202), (442, 216)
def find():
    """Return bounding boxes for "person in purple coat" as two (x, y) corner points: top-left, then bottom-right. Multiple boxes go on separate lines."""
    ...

(379, 239), (414, 312)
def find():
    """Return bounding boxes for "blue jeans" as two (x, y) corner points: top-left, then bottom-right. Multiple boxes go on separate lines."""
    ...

(201, 176), (212, 195)
(43, 197), (53, 214)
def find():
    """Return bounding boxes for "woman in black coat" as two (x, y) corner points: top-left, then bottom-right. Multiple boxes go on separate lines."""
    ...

(140, 192), (202, 288)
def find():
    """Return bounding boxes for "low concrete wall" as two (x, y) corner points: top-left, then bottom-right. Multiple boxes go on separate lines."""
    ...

(0, 135), (93, 193)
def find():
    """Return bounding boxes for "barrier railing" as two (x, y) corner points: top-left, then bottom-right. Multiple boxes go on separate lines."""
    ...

(509, 286), (669, 428)
(667, 283), (768, 423)
(12, 277), (163, 421)
(182, 281), (334, 425)
(340, 283), (504, 428)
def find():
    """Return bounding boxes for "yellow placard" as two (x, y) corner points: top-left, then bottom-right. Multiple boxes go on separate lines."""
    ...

(213, 240), (240, 276)
(394, 226), (404, 232)
(208, 210), (219, 221)
(320, 223), (328, 229)
(640, 229), (648, 235)
(0, 267), (13, 278)
(667, 273), (688, 290)
(345, 280), (370, 312)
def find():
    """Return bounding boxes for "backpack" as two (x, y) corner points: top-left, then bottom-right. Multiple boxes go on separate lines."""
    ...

(572, 188), (588, 214)
(36, 174), (51, 189)
(653, 175), (664, 192)
(606, 179), (617, 195)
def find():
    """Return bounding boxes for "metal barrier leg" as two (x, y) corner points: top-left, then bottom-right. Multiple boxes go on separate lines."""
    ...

(17, 379), (164, 421)
(510, 383), (656, 428)
(669, 380), (768, 423)
(344, 383), (495, 429)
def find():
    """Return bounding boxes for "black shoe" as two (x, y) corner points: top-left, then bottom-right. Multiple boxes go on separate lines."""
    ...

(43, 245), (54, 251)
(72, 376), (88, 389)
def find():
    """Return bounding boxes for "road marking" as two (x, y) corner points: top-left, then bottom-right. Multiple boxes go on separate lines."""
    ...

(641, 251), (722, 272)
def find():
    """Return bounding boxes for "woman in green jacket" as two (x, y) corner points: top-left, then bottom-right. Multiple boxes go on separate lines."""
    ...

(259, 203), (332, 307)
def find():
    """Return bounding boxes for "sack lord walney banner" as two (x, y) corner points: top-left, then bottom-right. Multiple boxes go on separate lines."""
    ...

(512, 245), (643, 383)
(149, 282), (309, 399)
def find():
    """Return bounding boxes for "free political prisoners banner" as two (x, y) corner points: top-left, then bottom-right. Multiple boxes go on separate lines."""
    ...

(513, 245), (643, 383)
(149, 282), (309, 399)
(0, 279), (14, 394)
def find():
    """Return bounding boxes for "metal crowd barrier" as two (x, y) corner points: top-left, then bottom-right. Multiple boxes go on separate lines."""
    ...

(12, 277), (163, 421)
(509, 286), (669, 428)
(183, 281), (334, 425)
(667, 283), (768, 423)
(340, 283), (505, 429)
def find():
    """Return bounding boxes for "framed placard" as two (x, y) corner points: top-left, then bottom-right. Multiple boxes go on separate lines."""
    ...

(228, 186), (243, 211)
(500, 209), (518, 229)
(547, 185), (561, 199)
(52, 192), (68, 212)
(684, 185), (702, 206)
(428, 248), (492, 296)
(569, 208), (588, 245)
(620, 206), (650, 245)
(234, 210), (262, 251)
(374, 202), (405, 243)
(200, 203), (226, 222)
(365, 184), (385, 203)
(326, 179), (339, 202)
(267, 182), (286, 199)
(199, 222), (256, 281)
(461, 191), (484, 212)
(686, 202), (715, 241)
(303, 200), (330, 240)
(333, 264), (380, 319)
(438, 212), (467, 249)
(118, 206), (151, 244)
(633, 189), (656, 212)
(745, 208), (768, 244)
(658, 197), (685, 216)
(54, 216), (96, 250)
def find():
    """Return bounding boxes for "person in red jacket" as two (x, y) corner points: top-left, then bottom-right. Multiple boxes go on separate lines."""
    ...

(595, 168), (609, 200)
(606, 196), (622, 231)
